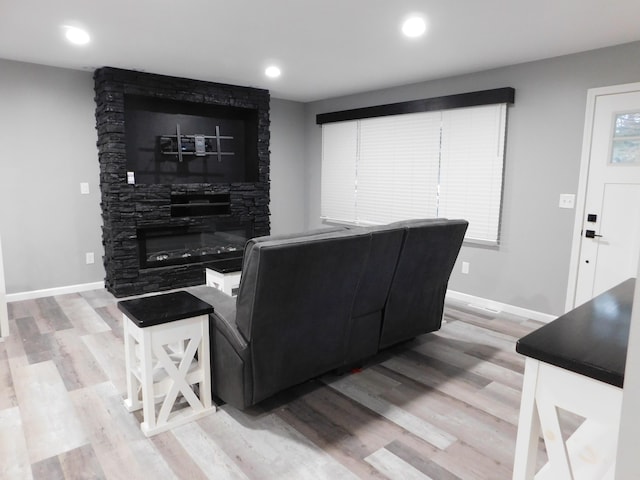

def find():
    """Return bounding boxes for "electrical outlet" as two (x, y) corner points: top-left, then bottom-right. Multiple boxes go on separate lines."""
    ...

(462, 261), (470, 274)
(86, 252), (95, 264)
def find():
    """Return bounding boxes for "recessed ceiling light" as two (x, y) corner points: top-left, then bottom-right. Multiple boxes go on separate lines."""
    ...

(265, 66), (281, 78)
(64, 26), (90, 45)
(402, 16), (426, 38)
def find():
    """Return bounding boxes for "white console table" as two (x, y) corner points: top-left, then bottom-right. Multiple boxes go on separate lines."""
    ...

(513, 279), (632, 479)
(0, 235), (8, 338)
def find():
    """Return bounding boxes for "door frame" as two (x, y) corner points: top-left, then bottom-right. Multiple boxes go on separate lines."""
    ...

(565, 81), (640, 311)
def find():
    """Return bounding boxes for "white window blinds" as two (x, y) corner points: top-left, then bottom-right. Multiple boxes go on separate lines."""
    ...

(358, 112), (441, 224)
(439, 104), (506, 243)
(320, 103), (508, 244)
(321, 121), (358, 223)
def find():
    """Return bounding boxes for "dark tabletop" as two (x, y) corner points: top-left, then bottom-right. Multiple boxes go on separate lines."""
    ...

(516, 278), (634, 388)
(117, 290), (214, 328)
(208, 257), (243, 273)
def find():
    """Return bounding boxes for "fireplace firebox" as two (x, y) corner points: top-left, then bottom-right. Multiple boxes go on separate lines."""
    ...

(138, 220), (251, 269)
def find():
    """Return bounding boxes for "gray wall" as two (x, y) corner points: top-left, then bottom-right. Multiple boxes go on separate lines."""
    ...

(304, 41), (640, 316)
(0, 59), (104, 294)
(0, 60), (308, 295)
(269, 98), (307, 235)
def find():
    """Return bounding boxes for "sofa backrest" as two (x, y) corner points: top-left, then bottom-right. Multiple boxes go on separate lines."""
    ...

(379, 219), (468, 349)
(241, 226), (346, 272)
(350, 224), (405, 318)
(235, 229), (371, 405)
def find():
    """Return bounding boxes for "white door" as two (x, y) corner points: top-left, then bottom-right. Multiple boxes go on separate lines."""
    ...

(572, 85), (640, 307)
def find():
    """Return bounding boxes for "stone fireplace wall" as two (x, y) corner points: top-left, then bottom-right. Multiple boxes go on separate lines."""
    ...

(94, 67), (270, 297)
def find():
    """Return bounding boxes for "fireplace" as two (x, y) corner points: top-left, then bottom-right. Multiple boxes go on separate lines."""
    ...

(139, 220), (251, 269)
(94, 67), (270, 297)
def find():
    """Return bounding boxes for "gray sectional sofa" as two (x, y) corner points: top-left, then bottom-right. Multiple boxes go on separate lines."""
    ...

(190, 218), (468, 409)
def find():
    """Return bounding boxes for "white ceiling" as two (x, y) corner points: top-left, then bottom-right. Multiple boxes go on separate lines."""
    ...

(1, 0), (639, 102)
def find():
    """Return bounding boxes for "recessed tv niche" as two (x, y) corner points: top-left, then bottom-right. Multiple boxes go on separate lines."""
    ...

(124, 95), (259, 184)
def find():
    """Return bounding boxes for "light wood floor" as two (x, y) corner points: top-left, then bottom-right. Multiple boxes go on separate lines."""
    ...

(0, 288), (547, 479)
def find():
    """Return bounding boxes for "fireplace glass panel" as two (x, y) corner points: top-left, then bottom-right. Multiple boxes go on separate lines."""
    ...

(139, 221), (250, 269)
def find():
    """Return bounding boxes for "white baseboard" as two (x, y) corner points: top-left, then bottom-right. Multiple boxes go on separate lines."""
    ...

(446, 289), (556, 324)
(6, 281), (105, 302)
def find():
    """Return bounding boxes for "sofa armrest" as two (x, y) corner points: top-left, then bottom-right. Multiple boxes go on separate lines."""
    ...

(211, 308), (247, 351)
(188, 284), (248, 352)
(187, 285), (252, 408)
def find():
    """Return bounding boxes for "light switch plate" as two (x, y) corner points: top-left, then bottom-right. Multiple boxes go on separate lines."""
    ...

(80, 182), (90, 195)
(559, 193), (575, 209)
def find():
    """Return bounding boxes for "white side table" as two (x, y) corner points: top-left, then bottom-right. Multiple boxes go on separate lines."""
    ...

(119, 291), (216, 437)
(205, 258), (243, 296)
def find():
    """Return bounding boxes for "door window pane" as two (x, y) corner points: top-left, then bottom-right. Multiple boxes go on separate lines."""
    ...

(611, 112), (640, 164)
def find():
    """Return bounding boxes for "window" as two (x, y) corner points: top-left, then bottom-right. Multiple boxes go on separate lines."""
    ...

(320, 102), (508, 244)
(320, 121), (358, 223)
(610, 112), (640, 164)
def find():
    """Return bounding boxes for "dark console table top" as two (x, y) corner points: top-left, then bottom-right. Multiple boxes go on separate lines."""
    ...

(117, 291), (214, 328)
(516, 278), (634, 388)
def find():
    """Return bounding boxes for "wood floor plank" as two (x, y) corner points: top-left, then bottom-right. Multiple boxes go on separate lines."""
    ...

(51, 328), (107, 391)
(170, 419), (250, 480)
(324, 369), (457, 450)
(33, 297), (74, 333)
(69, 381), (178, 480)
(385, 439), (462, 480)
(150, 431), (210, 480)
(4, 317), (30, 370)
(275, 385), (395, 478)
(413, 338), (524, 390)
(384, 361), (523, 431)
(365, 447), (434, 479)
(435, 320), (519, 352)
(445, 303), (496, 321)
(445, 305), (538, 339)
(53, 294), (110, 335)
(459, 342), (526, 374)
(7, 299), (29, 321)
(478, 381), (523, 425)
(0, 407), (33, 480)
(31, 455), (64, 480)
(14, 316), (55, 365)
(80, 330), (127, 395)
(80, 289), (118, 309)
(381, 381), (518, 467)
(59, 444), (107, 480)
(278, 376), (447, 478)
(433, 440), (513, 480)
(0, 340), (17, 410)
(196, 406), (361, 480)
(379, 354), (484, 401)
(13, 361), (89, 464)
(93, 304), (124, 339)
